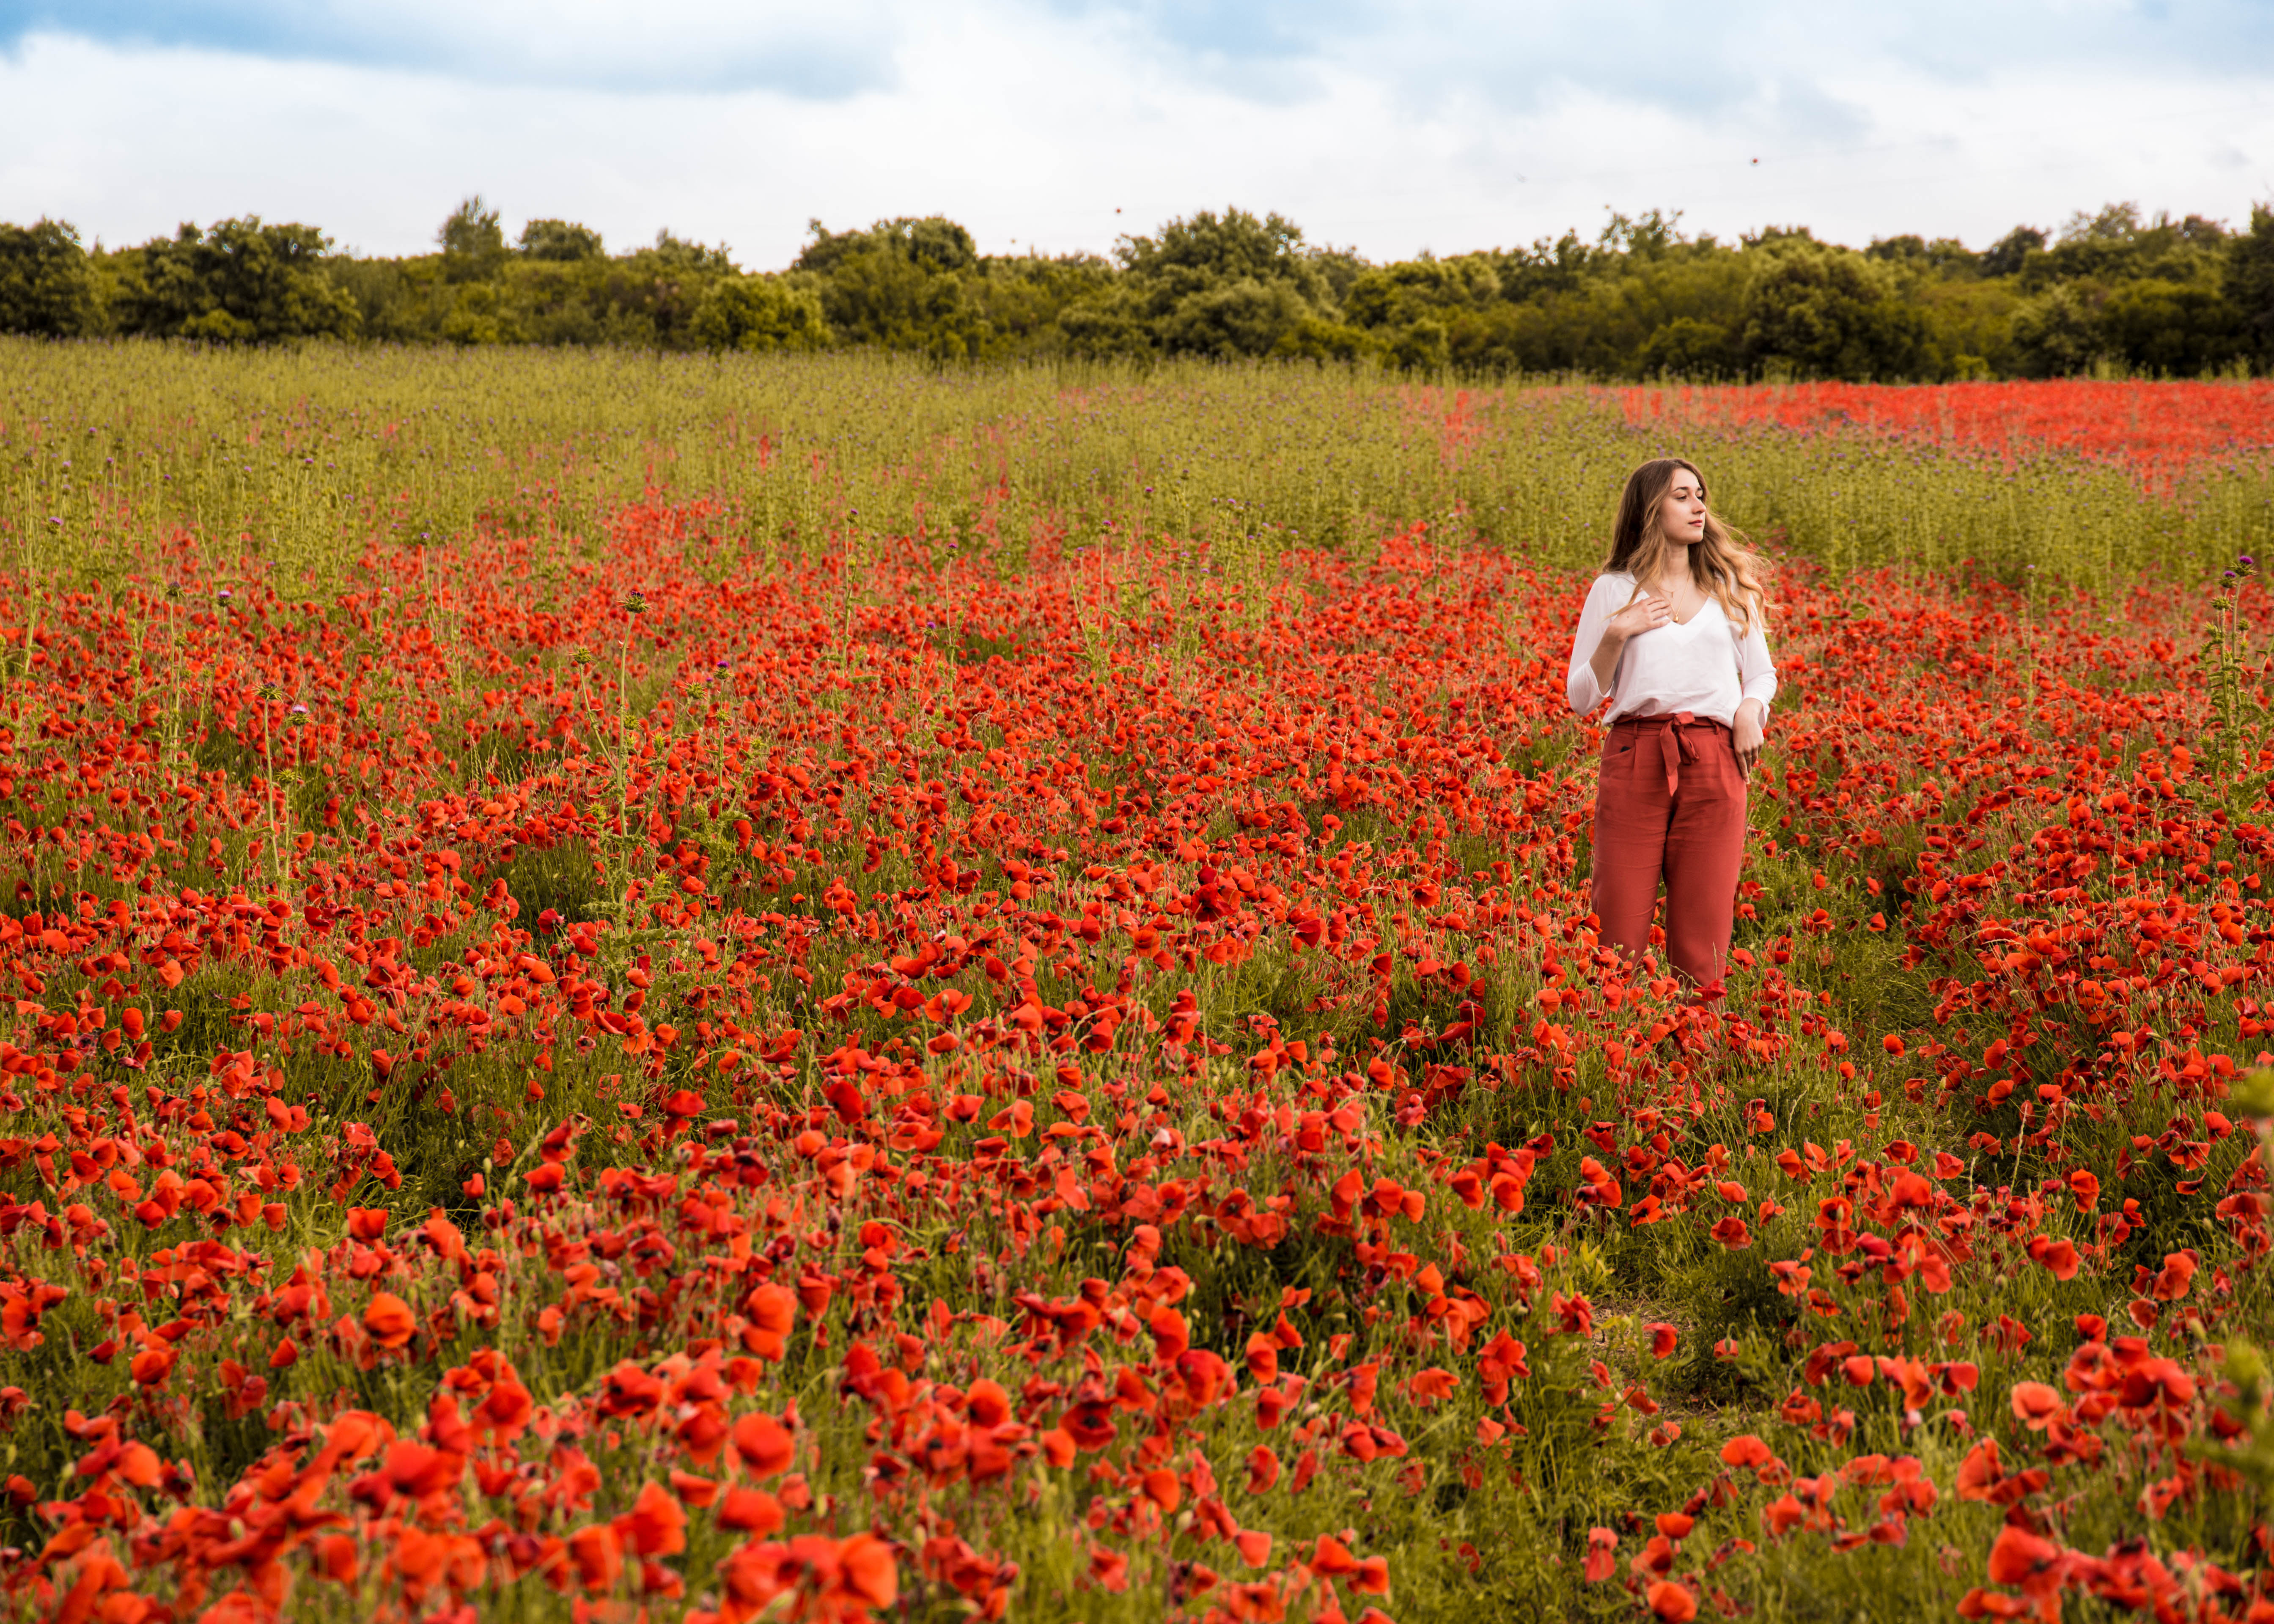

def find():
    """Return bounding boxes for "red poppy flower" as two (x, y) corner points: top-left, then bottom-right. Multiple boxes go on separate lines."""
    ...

(1648, 1580), (1699, 1621)
(363, 1292), (416, 1350)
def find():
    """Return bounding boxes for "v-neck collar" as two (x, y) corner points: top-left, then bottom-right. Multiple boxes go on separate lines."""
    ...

(1663, 595), (1719, 631)
(1637, 574), (1712, 628)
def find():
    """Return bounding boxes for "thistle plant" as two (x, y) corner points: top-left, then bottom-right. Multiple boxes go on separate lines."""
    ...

(158, 582), (186, 782)
(614, 590), (646, 930)
(253, 682), (293, 897)
(2208, 553), (2265, 784)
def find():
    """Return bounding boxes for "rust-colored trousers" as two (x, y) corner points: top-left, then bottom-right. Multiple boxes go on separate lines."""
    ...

(1589, 711), (1748, 988)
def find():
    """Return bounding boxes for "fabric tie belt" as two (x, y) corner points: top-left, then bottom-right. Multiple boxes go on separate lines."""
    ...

(1610, 711), (1728, 799)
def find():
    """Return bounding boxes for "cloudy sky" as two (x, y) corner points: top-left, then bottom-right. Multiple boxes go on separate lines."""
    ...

(2, 0), (2271, 269)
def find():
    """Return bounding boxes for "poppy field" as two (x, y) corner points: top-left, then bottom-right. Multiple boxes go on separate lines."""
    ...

(2, 345), (2274, 1623)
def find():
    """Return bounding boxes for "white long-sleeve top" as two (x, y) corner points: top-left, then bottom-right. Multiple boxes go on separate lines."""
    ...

(1565, 571), (1777, 727)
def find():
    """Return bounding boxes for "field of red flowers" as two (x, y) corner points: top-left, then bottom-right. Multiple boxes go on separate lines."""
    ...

(1621, 379), (2274, 490)
(0, 352), (2272, 1623)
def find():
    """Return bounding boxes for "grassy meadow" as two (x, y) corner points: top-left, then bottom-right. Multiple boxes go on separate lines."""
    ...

(0, 341), (2268, 1622)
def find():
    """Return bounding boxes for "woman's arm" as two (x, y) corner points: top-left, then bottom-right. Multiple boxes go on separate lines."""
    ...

(1566, 581), (1615, 715)
(1587, 617), (1628, 699)
(1736, 613), (1777, 716)
(1567, 580), (1667, 715)
(1731, 612), (1777, 776)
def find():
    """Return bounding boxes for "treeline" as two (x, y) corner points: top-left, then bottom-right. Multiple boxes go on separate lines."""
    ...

(5, 194), (2274, 380)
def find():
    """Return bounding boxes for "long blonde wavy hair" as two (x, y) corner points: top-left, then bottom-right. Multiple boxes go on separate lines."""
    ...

(1604, 458), (1769, 636)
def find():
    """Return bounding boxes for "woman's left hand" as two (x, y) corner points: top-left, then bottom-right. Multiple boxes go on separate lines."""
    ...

(1733, 701), (1766, 779)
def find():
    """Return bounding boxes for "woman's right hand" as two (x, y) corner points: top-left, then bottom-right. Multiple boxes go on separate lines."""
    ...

(1605, 593), (1673, 646)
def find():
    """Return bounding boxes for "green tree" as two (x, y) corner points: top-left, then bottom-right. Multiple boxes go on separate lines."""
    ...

(2225, 203), (2274, 367)
(690, 275), (828, 351)
(1269, 315), (1378, 364)
(789, 217), (982, 356)
(1557, 249), (1751, 375)
(648, 231), (737, 276)
(1437, 211), (1749, 376)
(2009, 284), (2101, 376)
(1153, 278), (1315, 359)
(1055, 289), (1156, 359)
(820, 249), (980, 358)
(438, 283), (515, 345)
(439, 196), (508, 285)
(322, 257), (426, 343)
(2024, 203), (2225, 291)
(518, 219), (604, 261)
(1980, 225), (2047, 279)
(1739, 239), (1928, 380)
(1115, 208), (1336, 312)
(1599, 208), (1687, 260)
(1304, 243), (1370, 304)
(2095, 279), (2241, 375)
(1916, 278), (2024, 378)
(1441, 302), (1567, 373)
(1867, 234), (1980, 278)
(0, 219), (97, 337)
(796, 217), (976, 277)
(968, 254), (1117, 358)
(1384, 317), (1449, 372)
(1634, 316), (1740, 378)
(1489, 229), (1611, 302)
(112, 217), (358, 342)
(1061, 208), (1343, 359)
(1343, 254), (1500, 330)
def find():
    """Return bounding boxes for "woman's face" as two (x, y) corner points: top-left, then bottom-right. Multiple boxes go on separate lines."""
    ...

(1658, 470), (1708, 549)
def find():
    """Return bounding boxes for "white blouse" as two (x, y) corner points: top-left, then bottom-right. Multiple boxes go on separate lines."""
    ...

(1564, 571), (1778, 727)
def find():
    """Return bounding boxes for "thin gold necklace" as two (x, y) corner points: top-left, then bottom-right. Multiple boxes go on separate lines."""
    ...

(1652, 575), (1706, 625)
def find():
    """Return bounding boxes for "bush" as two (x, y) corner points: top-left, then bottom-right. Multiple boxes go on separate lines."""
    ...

(1343, 255), (1501, 329)
(1635, 315), (1740, 379)
(1270, 315), (1378, 364)
(968, 255), (1117, 357)
(110, 217), (359, 343)
(1384, 316), (1450, 372)
(0, 219), (96, 337)
(1155, 278), (1316, 359)
(1118, 208), (1336, 310)
(818, 250), (980, 358)
(439, 282), (515, 346)
(2225, 203), (2274, 367)
(1057, 289), (1156, 360)
(689, 275), (828, 352)
(1098, 208), (1347, 358)
(2095, 278), (2241, 376)
(795, 217), (978, 278)
(1739, 240), (1929, 381)
(518, 219), (605, 262)
(9, 193), (2264, 381)
(2010, 285), (2102, 378)
(439, 196), (509, 285)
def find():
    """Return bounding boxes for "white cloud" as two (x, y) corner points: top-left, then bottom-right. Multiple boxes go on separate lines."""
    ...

(3, 5), (2273, 269)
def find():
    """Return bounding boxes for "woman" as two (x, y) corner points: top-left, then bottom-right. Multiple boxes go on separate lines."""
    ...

(1565, 458), (1776, 992)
